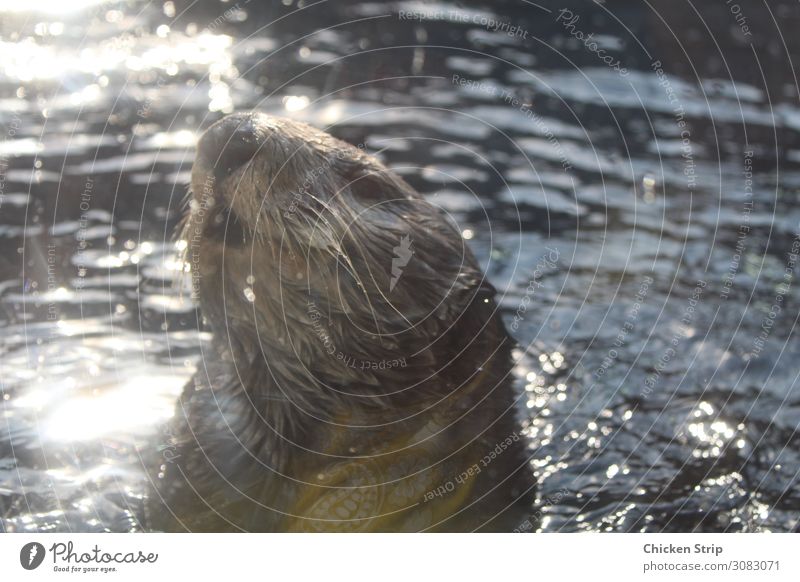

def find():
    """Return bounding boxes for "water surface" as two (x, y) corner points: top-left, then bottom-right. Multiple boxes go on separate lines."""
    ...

(1, 0), (799, 532)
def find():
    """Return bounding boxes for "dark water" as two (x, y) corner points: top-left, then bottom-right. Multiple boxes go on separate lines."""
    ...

(1, 0), (799, 532)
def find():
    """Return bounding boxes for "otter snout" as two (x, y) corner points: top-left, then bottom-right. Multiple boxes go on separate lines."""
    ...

(197, 112), (268, 179)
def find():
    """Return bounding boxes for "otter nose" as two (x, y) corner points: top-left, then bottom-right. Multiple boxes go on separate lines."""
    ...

(197, 113), (265, 177)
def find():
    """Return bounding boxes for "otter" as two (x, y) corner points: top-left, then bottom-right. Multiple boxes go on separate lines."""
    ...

(146, 112), (533, 532)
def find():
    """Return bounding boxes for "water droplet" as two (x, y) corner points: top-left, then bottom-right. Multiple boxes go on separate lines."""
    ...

(643, 173), (657, 202)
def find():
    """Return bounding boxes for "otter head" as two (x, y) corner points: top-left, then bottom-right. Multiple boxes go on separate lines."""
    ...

(183, 112), (501, 400)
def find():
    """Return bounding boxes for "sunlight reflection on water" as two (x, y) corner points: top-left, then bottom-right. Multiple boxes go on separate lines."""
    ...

(1, 0), (799, 533)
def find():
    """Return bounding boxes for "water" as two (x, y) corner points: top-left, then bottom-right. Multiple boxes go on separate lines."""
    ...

(1, 0), (799, 532)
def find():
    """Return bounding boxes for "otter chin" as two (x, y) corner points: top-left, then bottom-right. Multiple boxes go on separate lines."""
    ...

(147, 112), (534, 532)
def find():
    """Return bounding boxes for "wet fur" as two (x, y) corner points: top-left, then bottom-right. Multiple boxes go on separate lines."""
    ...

(147, 113), (533, 531)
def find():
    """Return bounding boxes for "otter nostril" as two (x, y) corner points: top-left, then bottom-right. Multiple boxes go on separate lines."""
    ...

(197, 113), (265, 178)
